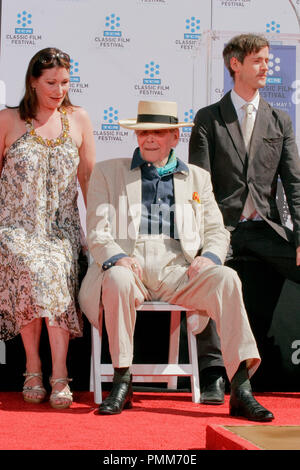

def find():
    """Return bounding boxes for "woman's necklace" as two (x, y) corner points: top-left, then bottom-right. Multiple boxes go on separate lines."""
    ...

(27, 108), (69, 147)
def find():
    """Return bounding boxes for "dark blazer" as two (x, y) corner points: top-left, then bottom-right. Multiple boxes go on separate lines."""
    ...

(189, 91), (300, 247)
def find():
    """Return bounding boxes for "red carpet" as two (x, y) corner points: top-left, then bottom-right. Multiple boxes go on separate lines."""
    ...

(0, 391), (299, 450)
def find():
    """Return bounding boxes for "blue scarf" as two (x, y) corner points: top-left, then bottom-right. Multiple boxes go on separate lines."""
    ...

(156, 149), (177, 177)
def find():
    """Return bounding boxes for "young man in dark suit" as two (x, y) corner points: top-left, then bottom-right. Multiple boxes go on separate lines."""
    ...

(189, 33), (300, 405)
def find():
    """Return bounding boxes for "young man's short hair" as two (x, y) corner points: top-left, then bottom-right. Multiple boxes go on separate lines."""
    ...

(223, 34), (270, 79)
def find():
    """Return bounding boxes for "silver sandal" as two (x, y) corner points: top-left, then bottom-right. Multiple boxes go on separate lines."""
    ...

(23, 372), (46, 404)
(49, 377), (73, 409)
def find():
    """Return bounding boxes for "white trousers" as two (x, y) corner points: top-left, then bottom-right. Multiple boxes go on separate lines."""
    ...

(101, 236), (260, 381)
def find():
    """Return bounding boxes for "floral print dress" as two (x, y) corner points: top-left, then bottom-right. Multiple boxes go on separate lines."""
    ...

(0, 109), (83, 340)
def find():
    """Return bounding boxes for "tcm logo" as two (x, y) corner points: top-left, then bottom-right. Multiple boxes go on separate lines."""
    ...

(15, 10), (33, 34)
(70, 59), (80, 83)
(184, 17), (201, 39)
(267, 52), (282, 84)
(104, 13), (121, 37)
(102, 106), (120, 130)
(144, 61), (161, 85)
(182, 109), (194, 133)
(265, 20), (280, 33)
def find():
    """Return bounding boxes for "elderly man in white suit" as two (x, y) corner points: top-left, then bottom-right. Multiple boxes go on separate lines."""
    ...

(79, 100), (273, 421)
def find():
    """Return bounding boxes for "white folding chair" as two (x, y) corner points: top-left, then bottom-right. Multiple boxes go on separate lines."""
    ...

(90, 301), (203, 404)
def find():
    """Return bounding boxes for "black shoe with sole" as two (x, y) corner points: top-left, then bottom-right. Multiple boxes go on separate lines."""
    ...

(98, 378), (133, 415)
(230, 388), (274, 422)
(200, 367), (226, 405)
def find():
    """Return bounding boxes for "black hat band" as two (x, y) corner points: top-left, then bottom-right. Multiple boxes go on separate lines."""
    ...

(137, 114), (178, 124)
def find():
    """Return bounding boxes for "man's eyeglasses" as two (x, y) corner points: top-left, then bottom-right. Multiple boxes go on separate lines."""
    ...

(39, 51), (70, 65)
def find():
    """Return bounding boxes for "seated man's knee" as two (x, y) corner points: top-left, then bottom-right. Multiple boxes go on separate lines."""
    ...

(102, 266), (134, 295)
(215, 265), (242, 289)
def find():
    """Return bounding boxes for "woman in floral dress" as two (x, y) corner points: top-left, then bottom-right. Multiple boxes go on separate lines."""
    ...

(0, 48), (95, 408)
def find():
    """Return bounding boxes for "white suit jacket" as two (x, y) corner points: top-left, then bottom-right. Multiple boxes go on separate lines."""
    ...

(79, 158), (230, 327)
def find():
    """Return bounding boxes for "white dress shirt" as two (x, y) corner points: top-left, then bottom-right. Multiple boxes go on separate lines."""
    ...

(231, 89), (260, 127)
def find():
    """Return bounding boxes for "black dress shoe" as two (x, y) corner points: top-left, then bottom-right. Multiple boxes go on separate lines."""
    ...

(98, 379), (133, 415)
(200, 369), (225, 405)
(230, 388), (274, 422)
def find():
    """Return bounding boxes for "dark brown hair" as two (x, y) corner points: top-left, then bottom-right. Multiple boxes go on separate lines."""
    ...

(18, 47), (73, 120)
(223, 34), (270, 79)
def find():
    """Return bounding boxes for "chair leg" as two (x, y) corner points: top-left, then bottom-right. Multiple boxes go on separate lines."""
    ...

(91, 316), (103, 404)
(0, 340), (6, 365)
(187, 319), (201, 403)
(91, 304), (199, 403)
(167, 310), (181, 389)
(89, 352), (94, 392)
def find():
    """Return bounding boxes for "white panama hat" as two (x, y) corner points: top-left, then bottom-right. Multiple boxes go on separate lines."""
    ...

(118, 100), (194, 130)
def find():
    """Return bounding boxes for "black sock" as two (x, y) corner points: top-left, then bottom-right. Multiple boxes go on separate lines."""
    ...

(113, 367), (131, 384)
(231, 361), (251, 391)
(200, 366), (225, 384)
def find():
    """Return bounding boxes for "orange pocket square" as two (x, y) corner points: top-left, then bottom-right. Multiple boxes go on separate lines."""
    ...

(192, 192), (201, 203)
